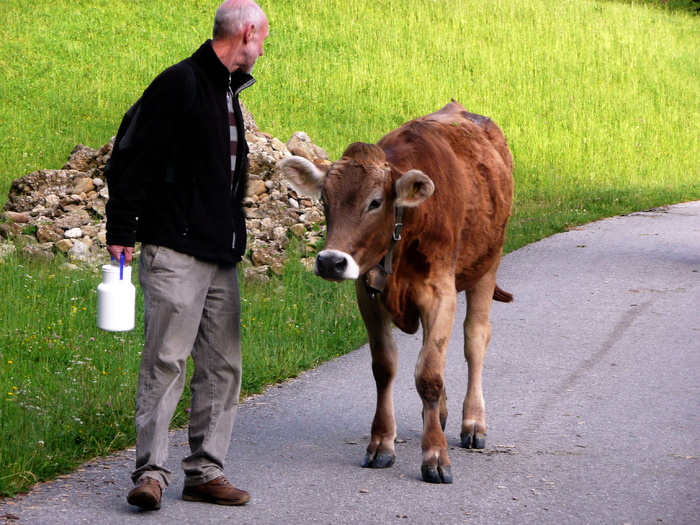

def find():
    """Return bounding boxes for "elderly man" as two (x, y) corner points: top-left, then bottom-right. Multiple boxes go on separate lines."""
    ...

(105, 0), (269, 511)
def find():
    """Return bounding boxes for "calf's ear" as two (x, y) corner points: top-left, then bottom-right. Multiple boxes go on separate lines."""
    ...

(280, 156), (329, 199)
(395, 169), (435, 207)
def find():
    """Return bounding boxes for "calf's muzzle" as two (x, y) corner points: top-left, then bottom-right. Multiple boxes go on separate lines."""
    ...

(314, 249), (360, 281)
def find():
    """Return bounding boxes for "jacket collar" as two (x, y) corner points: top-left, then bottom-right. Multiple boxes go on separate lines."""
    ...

(191, 39), (255, 93)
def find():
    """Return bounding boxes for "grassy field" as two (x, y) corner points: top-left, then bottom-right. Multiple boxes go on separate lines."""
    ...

(0, 247), (365, 495)
(1, 0), (698, 244)
(1, 0), (699, 496)
(253, 0), (700, 250)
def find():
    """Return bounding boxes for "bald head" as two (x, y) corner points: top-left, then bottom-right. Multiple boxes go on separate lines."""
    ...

(211, 0), (268, 73)
(213, 0), (266, 40)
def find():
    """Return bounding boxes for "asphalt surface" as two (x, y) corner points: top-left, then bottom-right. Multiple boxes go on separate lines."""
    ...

(2, 201), (699, 525)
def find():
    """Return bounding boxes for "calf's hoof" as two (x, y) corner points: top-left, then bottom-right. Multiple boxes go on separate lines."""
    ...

(460, 431), (486, 449)
(421, 464), (453, 484)
(461, 433), (486, 449)
(361, 450), (395, 469)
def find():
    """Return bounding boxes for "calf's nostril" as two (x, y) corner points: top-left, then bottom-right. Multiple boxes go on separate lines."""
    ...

(334, 258), (347, 272)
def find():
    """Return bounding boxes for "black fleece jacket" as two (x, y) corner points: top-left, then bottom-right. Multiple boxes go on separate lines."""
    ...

(105, 40), (255, 264)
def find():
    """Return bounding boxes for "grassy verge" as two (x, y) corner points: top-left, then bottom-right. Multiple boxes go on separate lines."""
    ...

(239, 246), (366, 393)
(0, 254), (144, 494)
(0, 0), (698, 497)
(0, 245), (364, 496)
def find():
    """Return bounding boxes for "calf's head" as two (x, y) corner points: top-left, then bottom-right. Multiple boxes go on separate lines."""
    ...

(281, 142), (434, 281)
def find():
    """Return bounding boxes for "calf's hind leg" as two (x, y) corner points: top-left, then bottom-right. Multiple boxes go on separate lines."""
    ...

(355, 280), (398, 469)
(461, 268), (497, 449)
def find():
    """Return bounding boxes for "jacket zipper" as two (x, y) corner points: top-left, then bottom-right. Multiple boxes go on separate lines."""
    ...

(228, 73), (256, 250)
(228, 76), (236, 249)
(228, 73), (255, 199)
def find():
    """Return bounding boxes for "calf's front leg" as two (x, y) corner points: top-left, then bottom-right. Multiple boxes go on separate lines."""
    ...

(415, 279), (457, 483)
(355, 280), (398, 469)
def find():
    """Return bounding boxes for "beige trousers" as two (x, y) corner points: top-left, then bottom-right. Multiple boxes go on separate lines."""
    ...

(132, 245), (241, 489)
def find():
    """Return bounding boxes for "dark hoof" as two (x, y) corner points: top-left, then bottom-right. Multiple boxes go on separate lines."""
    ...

(361, 451), (395, 469)
(460, 432), (486, 449)
(421, 465), (453, 484)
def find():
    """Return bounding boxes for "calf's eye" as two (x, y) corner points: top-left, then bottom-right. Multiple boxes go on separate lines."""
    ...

(368, 198), (382, 211)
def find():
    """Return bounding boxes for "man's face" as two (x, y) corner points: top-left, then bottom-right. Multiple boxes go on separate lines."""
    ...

(243, 18), (269, 73)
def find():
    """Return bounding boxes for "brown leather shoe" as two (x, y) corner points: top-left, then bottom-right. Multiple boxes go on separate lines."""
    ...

(182, 476), (250, 506)
(127, 476), (162, 510)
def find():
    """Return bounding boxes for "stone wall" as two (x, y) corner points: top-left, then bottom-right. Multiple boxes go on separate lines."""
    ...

(0, 104), (328, 281)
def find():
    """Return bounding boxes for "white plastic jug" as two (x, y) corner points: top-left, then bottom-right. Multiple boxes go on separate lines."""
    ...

(97, 254), (136, 332)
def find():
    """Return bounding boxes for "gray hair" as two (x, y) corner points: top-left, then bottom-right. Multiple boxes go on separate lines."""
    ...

(213, 0), (265, 40)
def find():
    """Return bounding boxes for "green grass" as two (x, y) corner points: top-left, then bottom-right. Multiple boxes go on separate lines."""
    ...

(1, 0), (699, 497)
(0, 246), (364, 496)
(3, 0), (697, 237)
(252, 0), (699, 246)
(0, 255), (144, 493)
(240, 249), (366, 392)
(610, 0), (700, 12)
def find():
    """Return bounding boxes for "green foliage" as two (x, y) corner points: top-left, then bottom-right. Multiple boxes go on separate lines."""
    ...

(21, 225), (37, 236)
(667, 0), (700, 12)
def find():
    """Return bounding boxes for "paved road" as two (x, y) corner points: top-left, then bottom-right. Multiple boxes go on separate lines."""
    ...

(2, 202), (699, 525)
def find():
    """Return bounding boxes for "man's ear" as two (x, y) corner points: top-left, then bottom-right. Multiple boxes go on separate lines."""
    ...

(280, 156), (330, 199)
(243, 23), (255, 44)
(395, 169), (434, 207)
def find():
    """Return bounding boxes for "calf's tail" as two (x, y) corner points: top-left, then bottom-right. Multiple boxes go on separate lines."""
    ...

(493, 285), (513, 303)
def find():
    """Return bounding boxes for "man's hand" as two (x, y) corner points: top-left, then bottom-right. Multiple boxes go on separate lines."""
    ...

(107, 245), (135, 266)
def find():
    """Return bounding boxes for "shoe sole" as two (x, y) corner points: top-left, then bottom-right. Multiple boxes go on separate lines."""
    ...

(182, 492), (250, 506)
(127, 492), (161, 510)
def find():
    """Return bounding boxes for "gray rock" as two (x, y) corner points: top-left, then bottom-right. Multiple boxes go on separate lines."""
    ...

(2, 111), (330, 278)
(54, 239), (73, 253)
(36, 224), (64, 243)
(64, 227), (83, 239)
(0, 242), (17, 258)
(3, 211), (30, 223)
(68, 240), (90, 256)
(72, 177), (95, 195)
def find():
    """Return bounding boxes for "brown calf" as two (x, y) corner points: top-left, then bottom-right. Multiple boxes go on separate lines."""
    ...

(281, 101), (514, 484)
